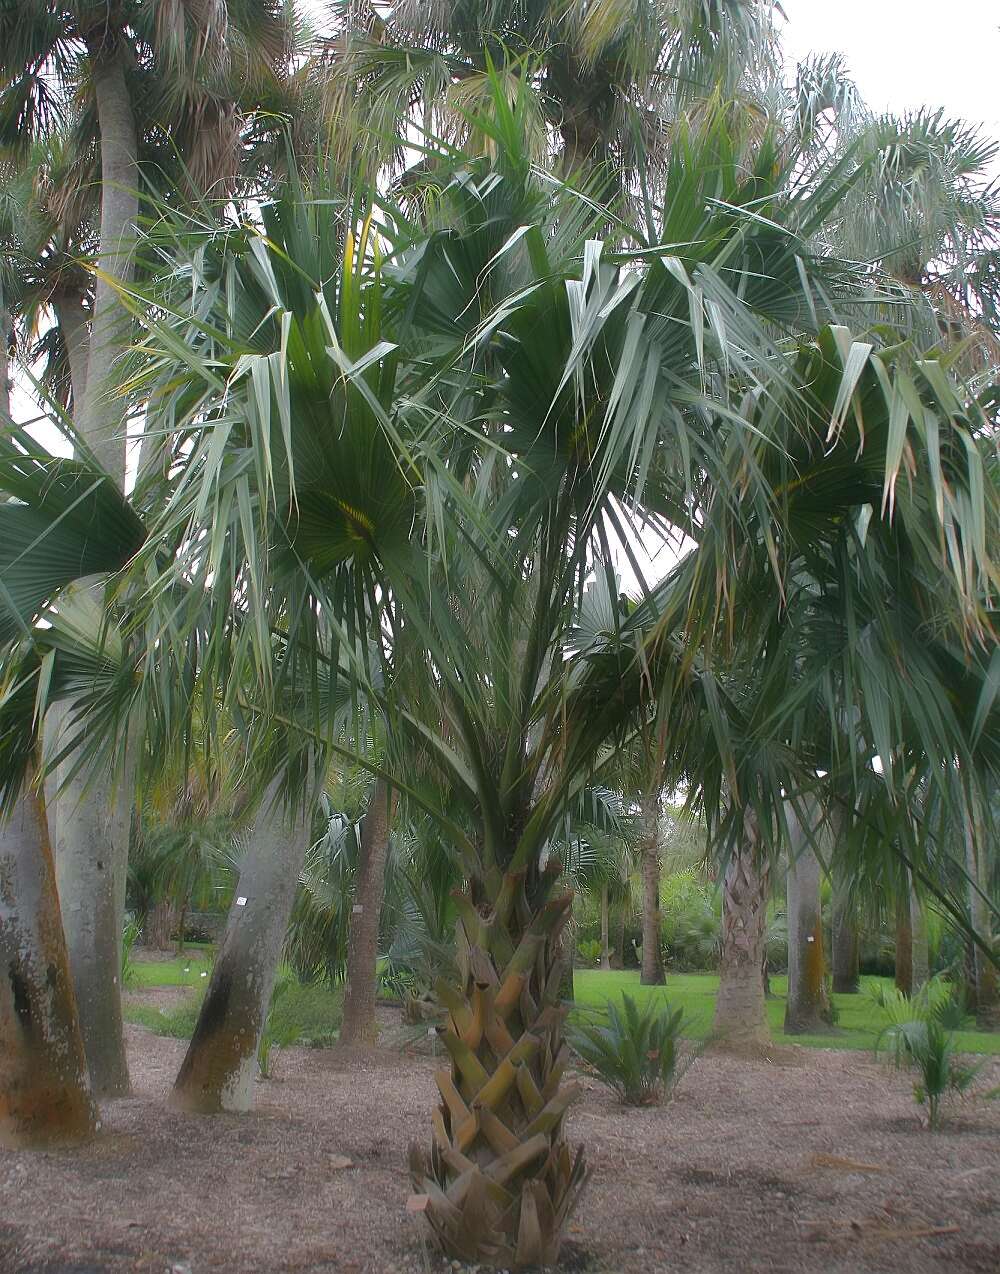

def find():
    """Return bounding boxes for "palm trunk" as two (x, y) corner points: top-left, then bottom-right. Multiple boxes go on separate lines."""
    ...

(175, 900), (187, 956)
(783, 809), (831, 1034)
(48, 706), (133, 1098)
(639, 791), (665, 985)
(80, 42), (138, 485)
(609, 902), (626, 970)
(964, 808), (999, 1028)
(172, 778), (311, 1113)
(1, 304), (12, 425)
(599, 885), (611, 970)
(410, 859), (586, 1267)
(895, 887), (913, 997)
(831, 858), (860, 993)
(53, 292), (90, 411)
(44, 44), (139, 1099)
(145, 897), (177, 950)
(910, 881), (929, 991)
(713, 825), (771, 1050)
(339, 777), (391, 1047)
(0, 769), (97, 1148)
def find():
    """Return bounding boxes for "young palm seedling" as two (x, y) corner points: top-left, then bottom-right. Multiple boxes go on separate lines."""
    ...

(872, 980), (983, 1129)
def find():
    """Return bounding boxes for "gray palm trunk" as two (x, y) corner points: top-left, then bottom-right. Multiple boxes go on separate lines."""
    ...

(831, 857), (860, 993)
(339, 777), (391, 1047)
(0, 770), (97, 1148)
(47, 708), (132, 1099)
(45, 42), (139, 1099)
(963, 809), (999, 1027)
(713, 825), (771, 1050)
(894, 884), (913, 996)
(639, 790), (665, 985)
(79, 43), (138, 484)
(171, 778), (312, 1113)
(53, 292), (90, 411)
(599, 884), (611, 970)
(1, 304), (11, 424)
(910, 880), (929, 992)
(783, 804), (832, 1034)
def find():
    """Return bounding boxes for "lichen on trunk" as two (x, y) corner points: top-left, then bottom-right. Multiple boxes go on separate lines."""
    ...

(0, 770), (97, 1149)
(784, 804), (832, 1035)
(171, 777), (311, 1114)
(409, 855), (588, 1268)
(48, 700), (133, 1098)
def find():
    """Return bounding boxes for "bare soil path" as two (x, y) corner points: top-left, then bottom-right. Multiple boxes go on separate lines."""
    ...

(1, 1025), (997, 1273)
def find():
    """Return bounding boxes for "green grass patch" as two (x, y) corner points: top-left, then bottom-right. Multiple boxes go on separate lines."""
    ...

(127, 948), (215, 988)
(124, 996), (204, 1039)
(124, 961), (343, 1045)
(572, 970), (1000, 1055)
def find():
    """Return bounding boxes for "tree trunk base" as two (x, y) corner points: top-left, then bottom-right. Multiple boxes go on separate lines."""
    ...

(705, 1035), (800, 1064)
(783, 1013), (835, 1035)
(975, 1003), (1000, 1031)
(0, 1083), (98, 1150)
(410, 872), (588, 1268)
(170, 1053), (256, 1115)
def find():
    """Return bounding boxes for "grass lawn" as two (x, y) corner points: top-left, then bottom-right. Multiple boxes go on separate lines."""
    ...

(124, 954), (343, 1045)
(573, 969), (1000, 1055)
(127, 947), (215, 988)
(125, 954), (1000, 1056)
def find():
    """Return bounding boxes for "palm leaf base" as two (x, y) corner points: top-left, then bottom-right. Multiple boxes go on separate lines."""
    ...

(409, 877), (589, 1268)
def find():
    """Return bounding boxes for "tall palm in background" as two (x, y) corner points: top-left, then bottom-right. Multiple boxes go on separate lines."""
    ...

(671, 324), (999, 1049)
(791, 53), (1000, 379)
(322, 0), (781, 186)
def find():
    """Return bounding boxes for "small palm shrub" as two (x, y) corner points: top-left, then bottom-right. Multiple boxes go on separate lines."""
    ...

(576, 938), (603, 966)
(568, 994), (690, 1105)
(876, 1018), (981, 1129)
(871, 977), (982, 1129)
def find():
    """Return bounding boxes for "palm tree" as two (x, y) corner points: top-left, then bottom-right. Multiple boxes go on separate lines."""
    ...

(0, 640), (98, 1149)
(0, 761), (97, 1149)
(668, 319), (999, 1049)
(322, 0), (781, 186)
(108, 97), (996, 1265)
(171, 766), (316, 1113)
(788, 55), (1000, 380)
(0, 450), (143, 1144)
(2, 95), (995, 1267)
(0, 0), (296, 1098)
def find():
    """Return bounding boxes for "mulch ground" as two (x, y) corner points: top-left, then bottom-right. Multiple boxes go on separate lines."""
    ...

(1, 1015), (998, 1274)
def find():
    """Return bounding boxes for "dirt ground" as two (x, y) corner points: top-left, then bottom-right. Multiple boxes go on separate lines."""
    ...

(1, 1013), (998, 1274)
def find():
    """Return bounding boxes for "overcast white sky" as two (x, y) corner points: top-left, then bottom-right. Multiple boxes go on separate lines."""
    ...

(780, 1), (1000, 160)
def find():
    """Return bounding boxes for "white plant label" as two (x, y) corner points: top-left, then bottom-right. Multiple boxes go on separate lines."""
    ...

(352, 904), (364, 914)
(236, 896), (248, 906)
